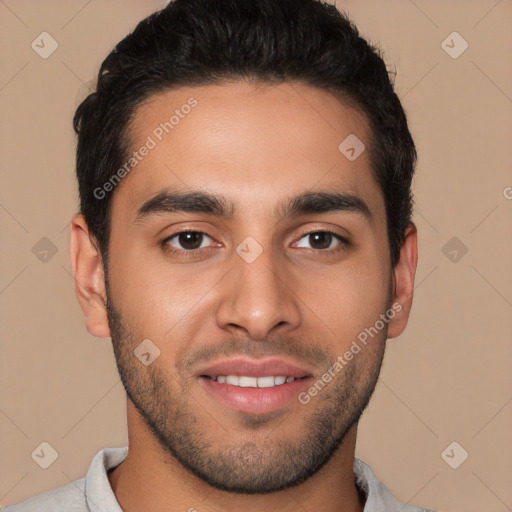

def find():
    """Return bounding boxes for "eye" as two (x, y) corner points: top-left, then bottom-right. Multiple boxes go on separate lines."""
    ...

(163, 231), (214, 252)
(293, 230), (349, 252)
(161, 229), (349, 257)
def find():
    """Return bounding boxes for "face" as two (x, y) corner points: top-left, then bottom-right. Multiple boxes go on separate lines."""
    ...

(72, 80), (417, 494)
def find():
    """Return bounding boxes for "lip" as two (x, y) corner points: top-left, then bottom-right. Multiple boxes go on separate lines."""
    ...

(195, 356), (314, 379)
(195, 357), (314, 415)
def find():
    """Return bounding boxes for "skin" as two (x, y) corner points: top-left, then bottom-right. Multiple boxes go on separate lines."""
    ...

(70, 81), (417, 512)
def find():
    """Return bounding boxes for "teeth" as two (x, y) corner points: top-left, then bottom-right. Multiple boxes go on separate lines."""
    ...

(225, 375), (239, 385)
(256, 376), (275, 388)
(238, 376), (258, 387)
(213, 375), (296, 388)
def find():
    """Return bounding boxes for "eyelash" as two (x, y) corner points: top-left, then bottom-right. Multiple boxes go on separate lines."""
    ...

(161, 229), (350, 257)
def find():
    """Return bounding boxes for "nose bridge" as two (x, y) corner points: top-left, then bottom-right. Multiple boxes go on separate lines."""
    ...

(215, 239), (301, 339)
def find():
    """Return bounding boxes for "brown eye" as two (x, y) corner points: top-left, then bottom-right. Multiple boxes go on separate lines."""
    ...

(294, 231), (349, 252)
(308, 232), (332, 250)
(164, 231), (212, 251)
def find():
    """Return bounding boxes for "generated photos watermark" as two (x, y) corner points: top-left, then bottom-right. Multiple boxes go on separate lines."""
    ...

(298, 301), (402, 405)
(93, 97), (198, 200)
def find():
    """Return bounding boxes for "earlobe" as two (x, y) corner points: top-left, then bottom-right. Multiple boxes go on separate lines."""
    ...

(386, 222), (418, 340)
(69, 213), (111, 339)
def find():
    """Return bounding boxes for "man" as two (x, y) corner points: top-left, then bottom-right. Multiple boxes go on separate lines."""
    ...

(4, 0), (436, 510)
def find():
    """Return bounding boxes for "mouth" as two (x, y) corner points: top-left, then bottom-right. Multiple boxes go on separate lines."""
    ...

(196, 357), (314, 415)
(201, 374), (309, 387)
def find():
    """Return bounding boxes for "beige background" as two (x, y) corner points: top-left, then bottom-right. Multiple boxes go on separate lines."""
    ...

(1, 1), (511, 510)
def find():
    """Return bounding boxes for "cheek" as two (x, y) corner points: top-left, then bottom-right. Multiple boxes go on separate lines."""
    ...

(106, 241), (168, 335)
(107, 241), (221, 339)
(316, 252), (390, 341)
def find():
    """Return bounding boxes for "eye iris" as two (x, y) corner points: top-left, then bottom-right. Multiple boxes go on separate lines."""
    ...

(310, 232), (331, 249)
(179, 232), (203, 250)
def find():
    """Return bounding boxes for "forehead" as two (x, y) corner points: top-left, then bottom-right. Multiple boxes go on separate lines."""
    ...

(113, 80), (383, 221)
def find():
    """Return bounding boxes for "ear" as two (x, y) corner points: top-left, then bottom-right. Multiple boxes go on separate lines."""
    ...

(70, 213), (111, 338)
(386, 222), (418, 340)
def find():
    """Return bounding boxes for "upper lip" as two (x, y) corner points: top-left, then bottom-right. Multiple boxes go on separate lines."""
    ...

(195, 357), (314, 379)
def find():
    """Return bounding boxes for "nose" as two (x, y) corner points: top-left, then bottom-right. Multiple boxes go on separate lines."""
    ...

(215, 246), (302, 341)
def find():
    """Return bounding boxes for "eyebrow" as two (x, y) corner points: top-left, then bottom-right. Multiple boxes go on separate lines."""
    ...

(135, 188), (373, 225)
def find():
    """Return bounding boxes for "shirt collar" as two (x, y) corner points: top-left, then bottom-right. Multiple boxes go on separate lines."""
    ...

(354, 457), (415, 511)
(84, 446), (127, 512)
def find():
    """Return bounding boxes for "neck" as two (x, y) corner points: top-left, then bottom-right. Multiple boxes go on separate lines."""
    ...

(108, 400), (366, 512)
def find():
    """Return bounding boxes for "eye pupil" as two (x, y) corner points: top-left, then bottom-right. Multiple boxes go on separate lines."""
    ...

(309, 232), (331, 249)
(179, 232), (203, 250)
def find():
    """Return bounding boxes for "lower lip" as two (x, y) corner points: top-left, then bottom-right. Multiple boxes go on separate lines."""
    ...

(199, 377), (312, 414)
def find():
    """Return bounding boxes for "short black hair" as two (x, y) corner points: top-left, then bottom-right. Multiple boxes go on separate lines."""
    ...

(73, 0), (416, 268)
